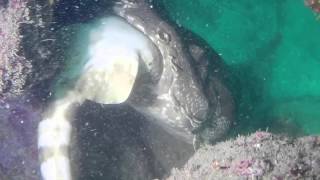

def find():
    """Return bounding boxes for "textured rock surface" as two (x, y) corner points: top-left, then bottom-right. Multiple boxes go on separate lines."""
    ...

(168, 131), (320, 180)
(0, 0), (58, 99)
(0, 97), (41, 179)
(1, 1), (320, 180)
(0, 0), (31, 97)
(0, 1), (57, 179)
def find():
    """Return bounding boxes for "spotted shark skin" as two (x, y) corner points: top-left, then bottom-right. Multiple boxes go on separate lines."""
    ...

(113, 1), (209, 143)
(114, 0), (234, 145)
(37, 0), (234, 180)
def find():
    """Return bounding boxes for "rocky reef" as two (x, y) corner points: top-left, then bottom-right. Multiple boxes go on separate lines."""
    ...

(1, 1), (320, 180)
(0, 0), (57, 179)
(169, 131), (320, 180)
(0, 97), (41, 179)
(0, 0), (59, 100)
(0, 0), (31, 97)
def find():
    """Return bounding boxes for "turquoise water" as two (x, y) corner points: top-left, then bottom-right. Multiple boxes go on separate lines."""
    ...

(163, 0), (320, 135)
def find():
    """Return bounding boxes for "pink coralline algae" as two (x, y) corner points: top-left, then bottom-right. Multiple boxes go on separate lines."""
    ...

(305, 0), (320, 14)
(231, 159), (267, 177)
(10, 0), (25, 9)
(252, 131), (272, 142)
(232, 159), (255, 176)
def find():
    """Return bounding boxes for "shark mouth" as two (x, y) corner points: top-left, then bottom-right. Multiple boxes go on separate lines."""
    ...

(37, 16), (157, 180)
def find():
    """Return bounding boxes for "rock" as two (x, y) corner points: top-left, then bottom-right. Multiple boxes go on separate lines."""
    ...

(168, 131), (320, 179)
(0, 1), (57, 179)
(0, 0), (59, 100)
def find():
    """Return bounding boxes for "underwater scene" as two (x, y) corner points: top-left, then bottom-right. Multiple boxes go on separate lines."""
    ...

(0, 0), (320, 179)
(163, 0), (320, 136)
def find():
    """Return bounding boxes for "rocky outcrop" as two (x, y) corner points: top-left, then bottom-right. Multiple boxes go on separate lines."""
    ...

(0, 0), (31, 97)
(168, 131), (320, 180)
(0, 0), (58, 100)
(0, 1), (56, 179)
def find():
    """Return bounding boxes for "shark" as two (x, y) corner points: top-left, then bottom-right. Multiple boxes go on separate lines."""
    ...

(37, 0), (234, 179)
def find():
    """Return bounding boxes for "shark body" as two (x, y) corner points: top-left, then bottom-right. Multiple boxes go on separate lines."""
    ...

(38, 1), (234, 180)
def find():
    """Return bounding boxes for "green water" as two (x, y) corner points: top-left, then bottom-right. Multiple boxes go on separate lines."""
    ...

(162, 0), (320, 135)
